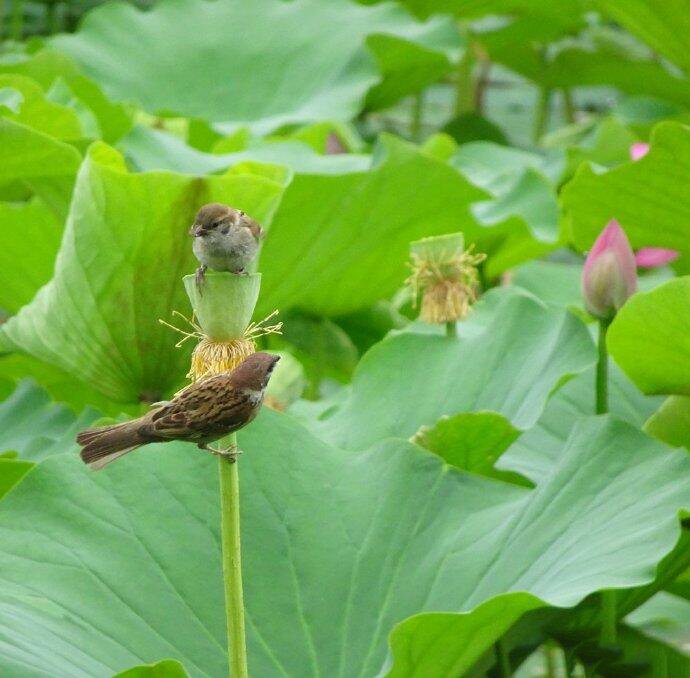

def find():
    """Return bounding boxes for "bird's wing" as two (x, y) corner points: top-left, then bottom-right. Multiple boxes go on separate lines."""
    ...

(246, 220), (264, 240)
(149, 375), (253, 439)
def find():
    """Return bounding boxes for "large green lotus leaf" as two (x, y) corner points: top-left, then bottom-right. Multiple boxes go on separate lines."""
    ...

(1, 413), (689, 676)
(385, 594), (544, 677)
(0, 74), (82, 140)
(607, 278), (690, 449)
(0, 143), (285, 403)
(47, 74), (133, 144)
(0, 353), (139, 418)
(646, 396), (690, 450)
(399, 0), (586, 25)
(119, 125), (370, 175)
(616, 627), (690, 677)
(562, 122), (690, 258)
(0, 380), (100, 462)
(499, 362), (664, 484)
(0, 116), (80, 183)
(449, 144), (562, 275)
(608, 277), (690, 396)
(450, 141), (564, 194)
(311, 288), (595, 450)
(114, 659), (189, 678)
(0, 459), (33, 500)
(363, 32), (459, 111)
(51, 0), (459, 132)
(544, 48), (690, 109)
(486, 33), (690, 110)
(627, 591), (690, 656)
(469, 168), (560, 274)
(0, 47), (80, 89)
(597, 0), (690, 73)
(0, 199), (61, 314)
(411, 411), (524, 485)
(0, 117), (81, 220)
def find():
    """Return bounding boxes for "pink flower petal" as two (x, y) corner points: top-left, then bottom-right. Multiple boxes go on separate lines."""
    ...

(635, 247), (679, 268)
(630, 142), (650, 161)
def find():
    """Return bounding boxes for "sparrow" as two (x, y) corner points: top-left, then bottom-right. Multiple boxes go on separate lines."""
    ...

(77, 352), (280, 470)
(189, 203), (264, 287)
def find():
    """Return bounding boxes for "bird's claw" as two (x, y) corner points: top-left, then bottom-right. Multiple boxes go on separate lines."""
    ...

(201, 442), (242, 463)
(195, 264), (207, 292)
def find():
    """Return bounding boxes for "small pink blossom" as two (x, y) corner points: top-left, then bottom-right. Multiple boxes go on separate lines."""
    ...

(325, 132), (346, 155)
(630, 142), (650, 161)
(582, 220), (637, 319)
(635, 247), (679, 268)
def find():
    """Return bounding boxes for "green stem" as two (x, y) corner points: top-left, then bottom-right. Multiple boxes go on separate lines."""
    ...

(600, 590), (617, 646)
(562, 88), (576, 124)
(46, 0), (60, 34)
(495, 639), (511, 677)
(218, 433), (248, 678)
(410, 91), (425, 142)
(595, 319), (610, 415)
(455, 28), (475, 115)
(596, 318), (616, 646)
(445, 321), (457, 338)
(10, 0), (23, 40)
(534, 87), (551, 143)
(544, 640), (558, 678)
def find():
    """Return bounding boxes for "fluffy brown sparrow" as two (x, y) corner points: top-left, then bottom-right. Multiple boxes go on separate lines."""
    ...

(77, 352), (280, 470)
(189, 203), (264, 287)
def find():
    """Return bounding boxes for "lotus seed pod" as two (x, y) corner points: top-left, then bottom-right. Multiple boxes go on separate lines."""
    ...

(407, 233), (485, 324)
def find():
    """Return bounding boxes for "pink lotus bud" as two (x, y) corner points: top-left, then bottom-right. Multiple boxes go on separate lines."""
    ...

(325, 132), (346, 155)
(635, 247), (679, 268)
(582, 220), (637, 318)
(630, 142), (650, 161)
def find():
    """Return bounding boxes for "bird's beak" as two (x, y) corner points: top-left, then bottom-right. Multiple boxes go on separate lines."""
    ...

(189, 223), (207, 237)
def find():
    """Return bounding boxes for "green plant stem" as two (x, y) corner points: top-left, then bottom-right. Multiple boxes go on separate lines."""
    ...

(596, 318), (616, 646)
(544, 640), (558, 678)
(534, 87), (551, 143)
(10, 0), (23, 40)
(445, 321), (457, 338)
(46, 0), (60, 34)
(410, 91), (425, 142)
(455, 28), (475, 115)
(218, 433), (248, 678)
(595, 318), (610, 415)
(562, 88), (576, 124)
(495, 638), (511, 677)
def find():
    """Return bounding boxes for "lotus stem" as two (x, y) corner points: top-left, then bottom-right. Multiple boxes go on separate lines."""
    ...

(534, 87), (551, 143)
(495, 638), (511, 677)
(595, 319), (610, 415)
(596, 317), (616, 645)
(218, 433), (248, 678)
(11, 0), (23, 40)
(411, 91), (425, 142)
(454, 26), (475, 115)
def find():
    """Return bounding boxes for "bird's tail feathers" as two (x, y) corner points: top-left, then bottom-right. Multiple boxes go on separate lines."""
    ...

(77, 421), (144, 471)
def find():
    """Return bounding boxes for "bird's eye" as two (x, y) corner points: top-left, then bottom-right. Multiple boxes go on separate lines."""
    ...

(211, 220), (221, 229)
